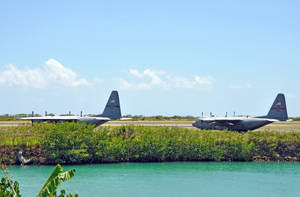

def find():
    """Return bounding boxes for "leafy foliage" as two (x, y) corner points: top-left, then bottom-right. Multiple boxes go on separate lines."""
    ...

(37, 164), (76, 197)
(39, 123), (300, 162)
(41, 123), (95, 164)
(0, 177), (21, 197)
(1, 122), (300, 163)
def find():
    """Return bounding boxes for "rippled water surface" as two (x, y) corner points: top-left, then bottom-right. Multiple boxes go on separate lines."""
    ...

(6, 162), (300, 197)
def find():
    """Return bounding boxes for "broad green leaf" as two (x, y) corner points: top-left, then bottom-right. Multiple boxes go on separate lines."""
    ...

(37, 164), (76, 197)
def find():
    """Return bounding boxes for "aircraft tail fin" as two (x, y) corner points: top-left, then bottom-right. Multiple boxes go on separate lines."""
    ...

(265, 93), (288, 121)
(99, 90), (121, 120)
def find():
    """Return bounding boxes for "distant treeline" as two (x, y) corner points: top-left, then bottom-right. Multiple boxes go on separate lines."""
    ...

(291, 117), (300, 121)
(0, 113), (74, 121)
(0, 114), (41, 121)
(1, 123), (300, 165)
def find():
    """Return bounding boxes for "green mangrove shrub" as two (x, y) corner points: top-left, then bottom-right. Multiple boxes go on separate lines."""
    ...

(39, 123), (300, 163)
(2, 122), (300, 163)
(41, 123), (95, 164)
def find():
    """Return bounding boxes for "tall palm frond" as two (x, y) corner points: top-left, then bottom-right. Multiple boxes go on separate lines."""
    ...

(37, 164), (76, 197)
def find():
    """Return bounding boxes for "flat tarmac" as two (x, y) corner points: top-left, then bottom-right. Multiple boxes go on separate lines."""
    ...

(1, 120), (300, 132)
(102, 121), (300, 132)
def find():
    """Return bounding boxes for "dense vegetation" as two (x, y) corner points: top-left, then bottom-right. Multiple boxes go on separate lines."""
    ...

(0, 123), (300, 164)
(0, 115), (21, 121)
(0, 114), (43, 121)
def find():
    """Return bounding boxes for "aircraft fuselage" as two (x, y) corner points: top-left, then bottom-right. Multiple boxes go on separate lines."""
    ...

(192, 117), (274, 132)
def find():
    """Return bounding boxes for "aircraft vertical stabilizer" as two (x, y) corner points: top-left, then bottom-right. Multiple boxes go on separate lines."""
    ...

(100, 90), (121, 120)
(266, 93), (288, 121)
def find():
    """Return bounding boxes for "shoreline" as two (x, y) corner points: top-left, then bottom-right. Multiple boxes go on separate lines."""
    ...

(1, 145), (299, 166)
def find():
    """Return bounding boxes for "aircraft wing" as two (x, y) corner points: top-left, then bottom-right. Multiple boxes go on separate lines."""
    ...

(211, 119), (241, 126)
(22, 116), (112, 122)
(21, 116), (79, 121)
(201, 117), (242, 126)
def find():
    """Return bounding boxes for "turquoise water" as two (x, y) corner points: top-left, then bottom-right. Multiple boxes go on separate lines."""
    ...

(6, 162), (300, 197)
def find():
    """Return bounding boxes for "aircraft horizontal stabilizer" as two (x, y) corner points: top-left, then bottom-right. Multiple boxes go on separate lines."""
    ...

(120, 118), (132, 120)
(95, 117), (111, 121)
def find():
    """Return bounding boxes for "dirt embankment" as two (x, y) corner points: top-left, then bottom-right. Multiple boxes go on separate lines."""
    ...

(0, 145), (46, 165)
(1, 145), (299, 165)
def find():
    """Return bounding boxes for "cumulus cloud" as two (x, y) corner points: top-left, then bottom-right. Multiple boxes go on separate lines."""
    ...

(286, 93), (297, 99)
(129, 69), (167, 88)
(0, 59), (98, 88)
(116, 69), (215, 90)
(114, 78), (133, 89)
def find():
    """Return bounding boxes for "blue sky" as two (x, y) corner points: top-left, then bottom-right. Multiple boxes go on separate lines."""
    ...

(0, 0), (299, 117)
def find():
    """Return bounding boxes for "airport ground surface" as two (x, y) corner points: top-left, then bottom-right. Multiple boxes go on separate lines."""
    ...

(1, 120), (300, 132)
(104, 121), (300, 132)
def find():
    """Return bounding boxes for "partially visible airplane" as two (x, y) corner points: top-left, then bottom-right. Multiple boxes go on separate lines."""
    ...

(22, 90), (129, 127)
(192, 93), (288, 132)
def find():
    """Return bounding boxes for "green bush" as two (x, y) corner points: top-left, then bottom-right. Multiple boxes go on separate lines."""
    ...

(0, 177), (21, 197)
(1, 123), (300, 163)
(41, 122), (95, 164)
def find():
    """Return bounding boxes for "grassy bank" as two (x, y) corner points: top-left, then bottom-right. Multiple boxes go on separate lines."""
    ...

(1, 123), (300, 164)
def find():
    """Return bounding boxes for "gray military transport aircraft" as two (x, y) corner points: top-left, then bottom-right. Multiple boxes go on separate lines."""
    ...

(22, 90), (129, 127)
(192, 93), (288, 132)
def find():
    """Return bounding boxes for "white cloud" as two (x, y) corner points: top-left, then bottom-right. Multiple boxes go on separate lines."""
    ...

(286, 93), (297, 99)
(129, 69), (167, 87)
(194, 76), (215, 89)
(0, 59), (98, 88)
(129, 69), (143, 78)
(114, 78), (133, 89)
(117, 69), (215, 90)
